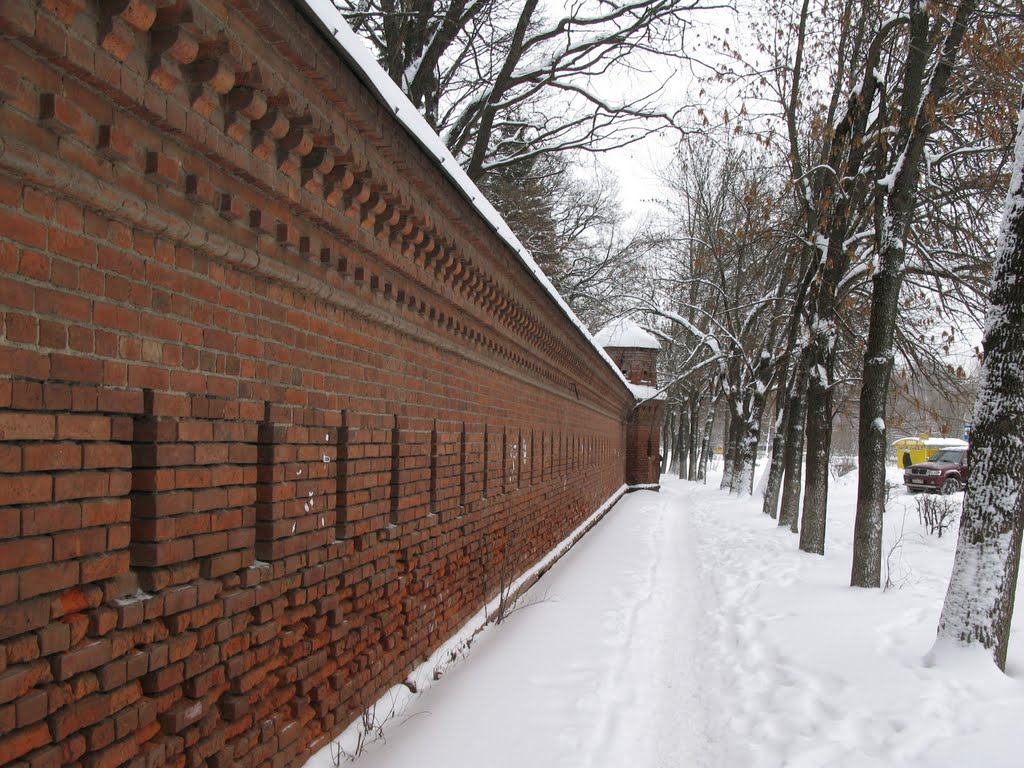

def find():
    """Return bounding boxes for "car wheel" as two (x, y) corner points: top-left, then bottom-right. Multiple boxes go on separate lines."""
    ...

(941, 477), (962, 495)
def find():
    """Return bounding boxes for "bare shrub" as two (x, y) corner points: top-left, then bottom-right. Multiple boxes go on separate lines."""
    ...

(916, 494), (960, 538)
(331, 703), (394, 764)
(829, 455), (857, 479)
(883, 482), (920, 591)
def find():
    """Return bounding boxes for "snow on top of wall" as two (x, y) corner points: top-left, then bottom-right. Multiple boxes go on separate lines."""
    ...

(627, 383), (667, 402)
(295, 0), (630, 391)
(593, 318), (661, 350)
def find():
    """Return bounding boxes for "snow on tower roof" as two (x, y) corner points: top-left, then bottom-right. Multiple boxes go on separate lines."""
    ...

(592, 318), (661, 350)
(294, 0), (631, 390)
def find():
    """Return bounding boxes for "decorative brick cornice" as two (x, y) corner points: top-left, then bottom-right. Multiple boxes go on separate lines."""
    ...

(1, 0), (623, 409)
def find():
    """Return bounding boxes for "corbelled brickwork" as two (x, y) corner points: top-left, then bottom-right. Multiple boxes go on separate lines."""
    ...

(0, 2), (653, 767)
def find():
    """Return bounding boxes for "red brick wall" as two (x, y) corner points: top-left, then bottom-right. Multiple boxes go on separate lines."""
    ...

(627, 402), (663, 486)
(602, 347), (661, 485)
(0, 1), (638, 767)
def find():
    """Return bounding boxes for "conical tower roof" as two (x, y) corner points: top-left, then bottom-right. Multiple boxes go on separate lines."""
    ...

(592, 318), (660, 349)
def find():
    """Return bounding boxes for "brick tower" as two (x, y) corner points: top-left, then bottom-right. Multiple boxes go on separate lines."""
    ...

(594, 319), (665, 488)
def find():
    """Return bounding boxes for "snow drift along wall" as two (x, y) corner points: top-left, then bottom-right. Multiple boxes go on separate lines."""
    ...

(0, 1), (645, 767)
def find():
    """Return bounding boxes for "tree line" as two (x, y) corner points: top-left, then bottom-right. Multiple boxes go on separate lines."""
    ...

(339, 0), (1023, 670)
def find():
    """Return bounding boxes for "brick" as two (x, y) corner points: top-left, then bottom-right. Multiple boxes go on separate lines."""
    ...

(53, 526), (105, 560)
(0, 597), (50, 640)
(83, 443), (131, 468)
(0, 719), (50, 762)
(0, 536), (52, 571)
(5, 631), (40, 664)
(0, 507), (17, 538)
(18, 248), (51, 281)
(96, 124), (135, 162)
(23, 442), (83, 471)
(81, 499), (129, 527)
(87, 608), (117, 639)
(165, 634), (197, 668)
(0, 474), (53, 506)
(39, 92), (96, 142)
(53, 639), (112, 681)
(96, 658), (126, 690)
(158, 697), (204, 734)
(130, 539), (193, 568)
(26, 744), (62, 768)
(0, 572), (17, 607)
(0, 412), (55, 439)
(48, 228), (97, 265)
(0, 209), (47, 249)
(48, 352), (103, 383)
(22, 503), (81, 535)
(82, 733), (139, 768)
(19, 561), (80, 599)
(16, 686), (48, 726)
(141, 660), (182, 694)
(124, 651), (147, 681)
(37, 621), (71, 655)
(10, 379), (43, 408)
(85, 716), (116, 751)
(54, 471), (109, 501)
(56, 414), (111, 440)
(80, 552), (129, 583)
(0, 658), (51, 705)
(49, 691), (110, 740)
(62, 613), (89, 648)
(0, 442), (21, 475)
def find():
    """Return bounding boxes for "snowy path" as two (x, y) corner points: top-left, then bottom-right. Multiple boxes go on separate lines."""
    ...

(343, 485), (707, 768)
(308, 474), (1024, 768)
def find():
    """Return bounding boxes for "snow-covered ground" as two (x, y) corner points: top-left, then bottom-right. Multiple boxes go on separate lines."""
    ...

(306, 466), (1024, 768)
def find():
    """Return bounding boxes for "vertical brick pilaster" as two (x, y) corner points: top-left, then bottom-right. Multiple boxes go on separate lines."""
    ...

(256, 404), (336, 561)
(429, 420), (438, 516)
(388, 413), (401, 526)
(501, 426), (508, 494)
(458, 422), (467, 510)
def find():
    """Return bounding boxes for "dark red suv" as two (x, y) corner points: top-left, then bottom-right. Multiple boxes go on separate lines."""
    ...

(904, 448), (970, 494)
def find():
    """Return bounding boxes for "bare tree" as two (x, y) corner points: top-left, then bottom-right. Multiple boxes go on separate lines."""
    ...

(725, 0), (997, 557)
(852, 0), (981, 588)
(934, 92), (1024, 671)
(644, 136), (795, 495)
(337, 0), (724, 180)
(480, 156), (657, 325)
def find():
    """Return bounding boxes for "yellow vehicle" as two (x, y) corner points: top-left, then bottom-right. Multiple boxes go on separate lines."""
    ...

(893, 436), (969, 469)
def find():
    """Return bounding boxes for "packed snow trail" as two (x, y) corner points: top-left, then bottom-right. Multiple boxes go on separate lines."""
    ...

(329, 485), (715, 768)
(306, 473), (1024, 768)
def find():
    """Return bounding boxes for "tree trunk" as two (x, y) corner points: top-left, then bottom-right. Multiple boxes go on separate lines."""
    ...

(666, 409), (679, 476)
(688, 394), (702, 481)
(677, 400), (690, 480)
(737, 396), (766, 496)
(736, 352), (774, 496)
(852, 0), (978, 587)
(763, 370), (790, 517)
(799, 341), (833, 555)
(779, 352), (810, 532)
(698, 394), (719, 482)
(851, 269), (900, 584)
(720, 396), (738, 491)
(934, 98), (1024, 671)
